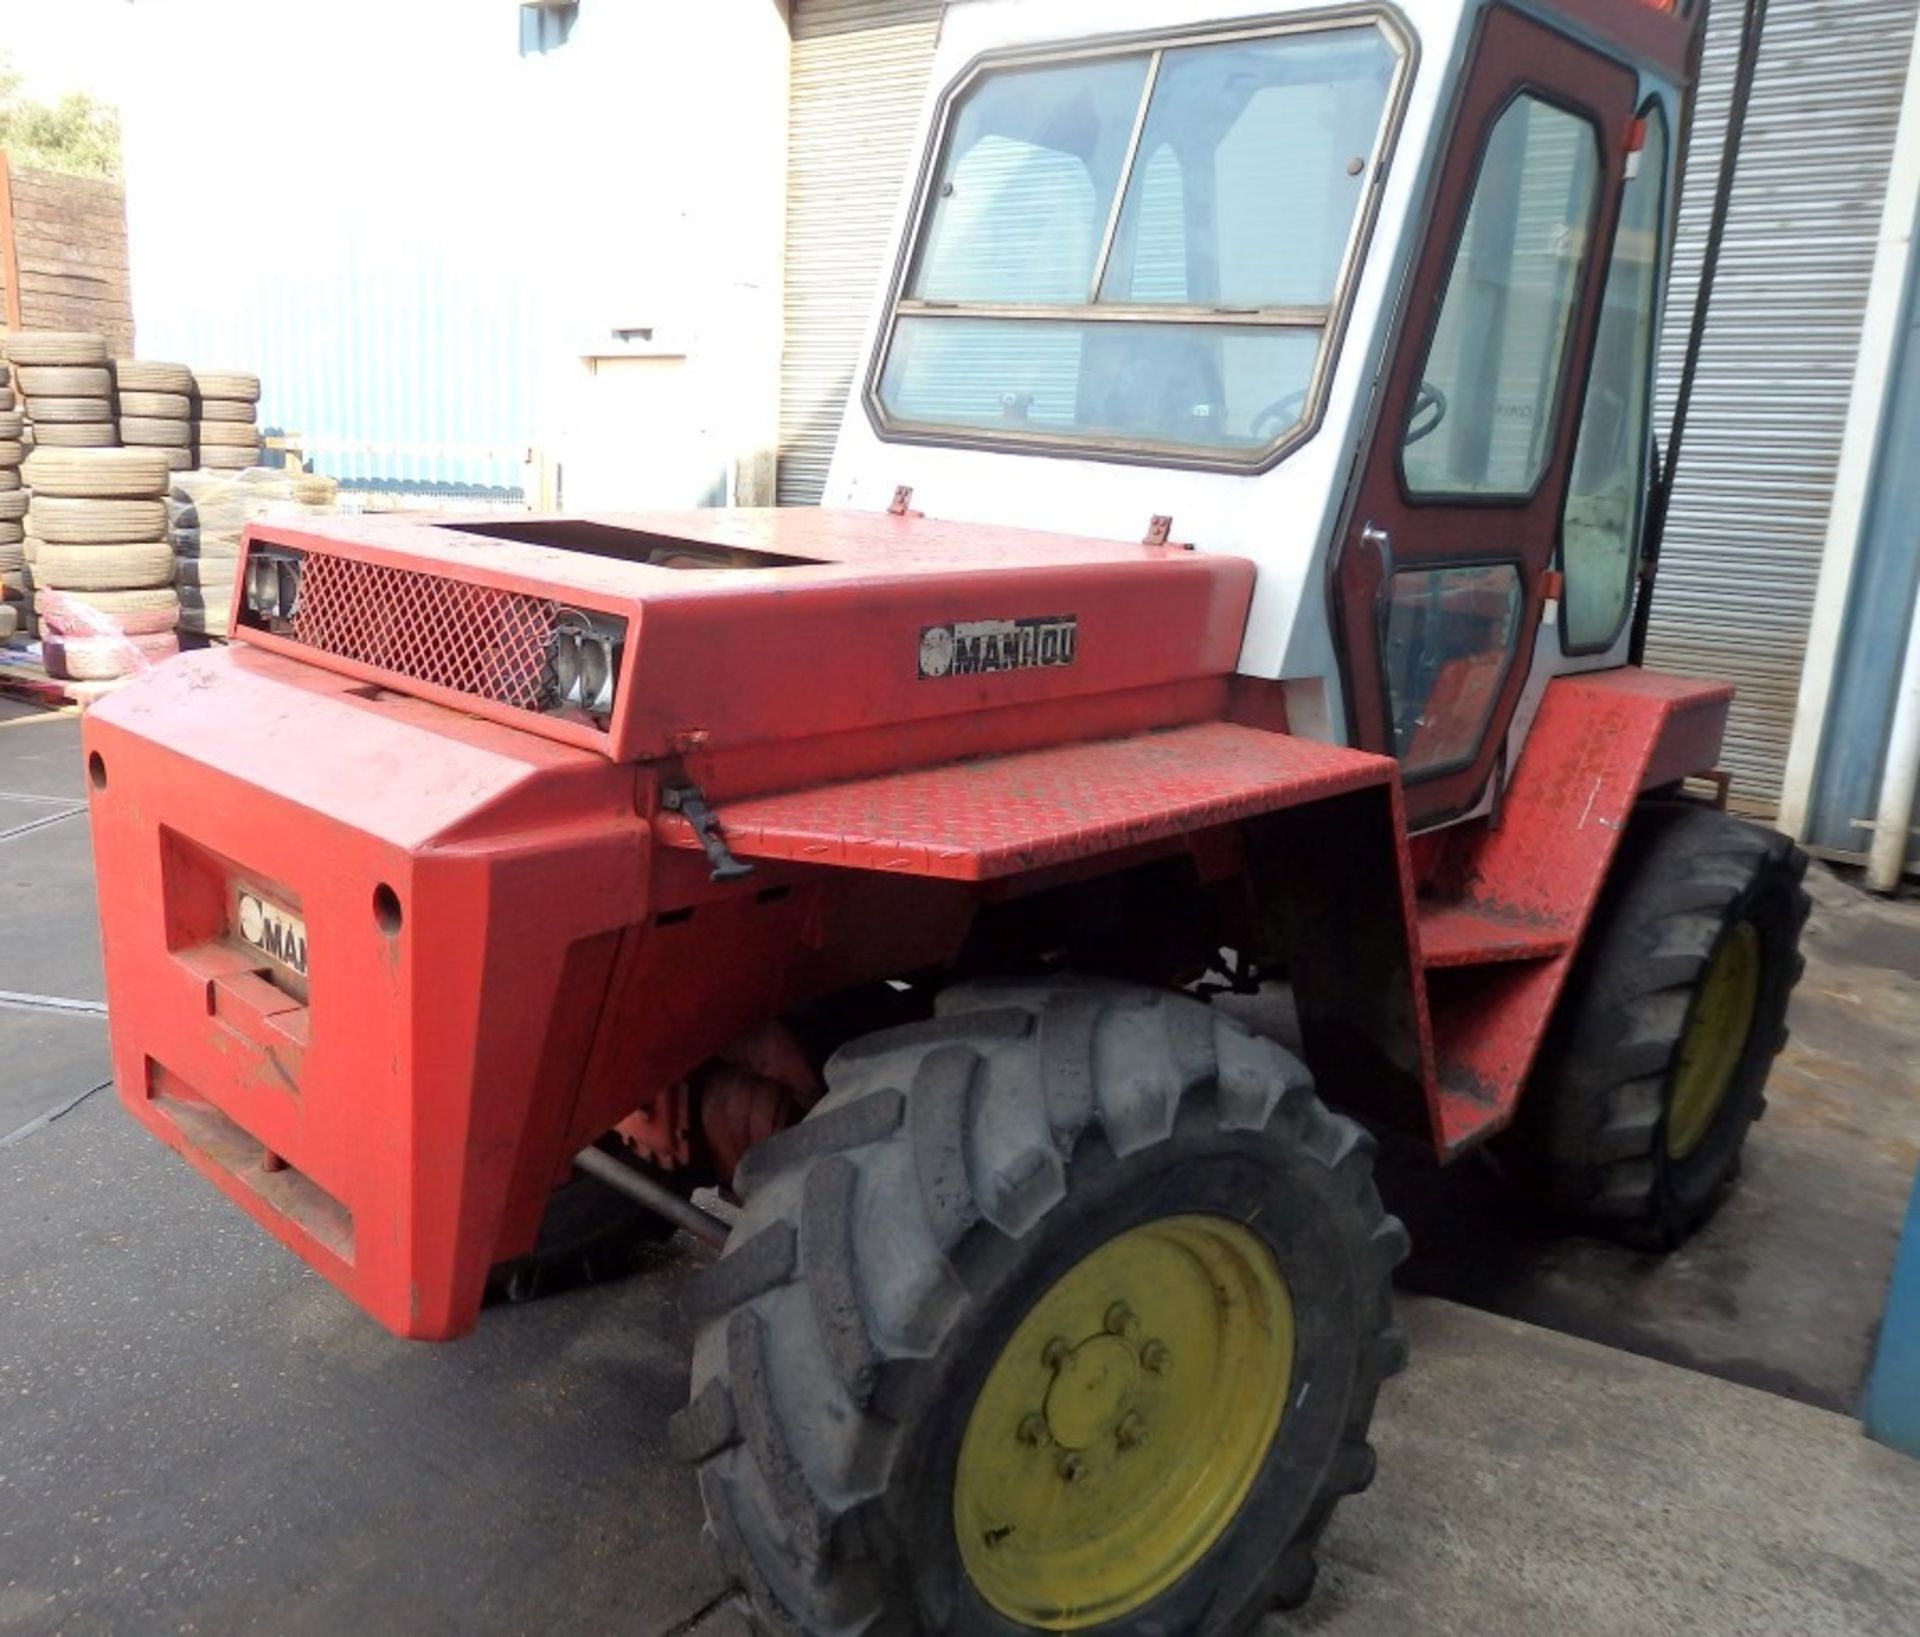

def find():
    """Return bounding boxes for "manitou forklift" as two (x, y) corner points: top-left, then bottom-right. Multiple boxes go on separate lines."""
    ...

(86, 0), (1798, 1629)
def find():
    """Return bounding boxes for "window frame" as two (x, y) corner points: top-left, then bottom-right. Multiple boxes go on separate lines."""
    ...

(1558, 94), (1673, 657)
(860, 5), (1420, 473)
(1378, 552), (1529, 781)
(1389, 83), (1608, 510)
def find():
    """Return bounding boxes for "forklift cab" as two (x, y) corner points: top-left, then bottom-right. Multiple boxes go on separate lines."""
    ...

(830, 0), (1690, 828)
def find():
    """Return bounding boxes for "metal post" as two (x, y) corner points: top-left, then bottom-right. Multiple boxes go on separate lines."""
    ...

(1864, 1165), (1920, 1457)
(1866, 579), (1920, 892)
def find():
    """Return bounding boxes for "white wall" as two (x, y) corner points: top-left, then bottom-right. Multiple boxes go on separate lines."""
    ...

(118, 0), (789, 506)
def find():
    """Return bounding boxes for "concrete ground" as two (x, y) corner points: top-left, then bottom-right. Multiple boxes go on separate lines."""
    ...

(2, 701), (1917, 1635)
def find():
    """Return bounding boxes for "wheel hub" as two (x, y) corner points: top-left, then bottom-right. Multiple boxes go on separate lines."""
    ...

(1043, 1332), (1142, 1451)
(1667, 919), (1763, 1159)
(953, 1215), (1294, 1631)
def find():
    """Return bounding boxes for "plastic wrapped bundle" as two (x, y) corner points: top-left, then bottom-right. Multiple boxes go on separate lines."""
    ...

(169, 467), (339, 639)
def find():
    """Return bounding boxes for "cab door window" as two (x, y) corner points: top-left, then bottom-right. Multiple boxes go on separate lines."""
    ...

(1562, 105), (1670, 650)
(1400, 95), (1602, 498)
(1381, 91), (1601, 784)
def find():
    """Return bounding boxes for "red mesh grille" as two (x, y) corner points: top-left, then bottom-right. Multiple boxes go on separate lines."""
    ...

(288, 552), (563, 713)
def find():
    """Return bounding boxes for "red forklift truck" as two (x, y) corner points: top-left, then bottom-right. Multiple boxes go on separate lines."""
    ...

(84, 0), (1801, 1630)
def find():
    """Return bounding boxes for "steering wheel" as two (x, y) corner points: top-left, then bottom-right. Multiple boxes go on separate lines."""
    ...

(1250, 387), (1310, 443)
(1404, 381), (1448, 445)
(1250, 380), (1449, 445)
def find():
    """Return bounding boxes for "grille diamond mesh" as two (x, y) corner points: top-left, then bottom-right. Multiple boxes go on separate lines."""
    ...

(288, 552), (562, 713)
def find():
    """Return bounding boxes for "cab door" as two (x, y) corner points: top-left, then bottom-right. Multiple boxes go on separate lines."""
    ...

(1332, 4), (1639, 828)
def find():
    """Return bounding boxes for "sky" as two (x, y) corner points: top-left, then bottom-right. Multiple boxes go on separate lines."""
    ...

(0, 0), (135, 102)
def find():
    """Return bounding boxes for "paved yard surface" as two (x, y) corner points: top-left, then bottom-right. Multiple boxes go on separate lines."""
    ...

(2, 701), (1917, 1635)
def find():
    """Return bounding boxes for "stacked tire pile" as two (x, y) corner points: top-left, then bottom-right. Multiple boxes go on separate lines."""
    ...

(115, 359), (197, 474)
(7, 331), (117, 451)
(22, 447), (180, 698)
(171, 468), (338, 642)
(193, 370), (263, 471)
(0, 357), (22, 644)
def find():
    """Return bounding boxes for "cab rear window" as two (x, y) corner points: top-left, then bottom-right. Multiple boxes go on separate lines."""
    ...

(871, 14), (1411, 466)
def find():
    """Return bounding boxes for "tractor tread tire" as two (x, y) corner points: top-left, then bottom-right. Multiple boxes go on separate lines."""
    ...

(484, 1142), (678, 1308)
(1498, 802), (1810, 1249)
(682, 979), (1407, 1637)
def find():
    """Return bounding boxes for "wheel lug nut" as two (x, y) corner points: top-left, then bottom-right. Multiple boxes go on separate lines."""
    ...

(1105, 1302), (1140, 1340)
(1116, 1412), (1148, 1451)
(1141, 1340), (1172, 1374)
(1017, 1414), (1050, 1448)
(1057, 1453), (1089, 1484)
(1042, 1337), (1074, 1371)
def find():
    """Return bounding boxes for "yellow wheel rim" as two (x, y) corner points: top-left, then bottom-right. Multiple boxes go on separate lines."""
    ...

(1667, 921), (1762, 1160)
(953, 1215), (1293, 1630)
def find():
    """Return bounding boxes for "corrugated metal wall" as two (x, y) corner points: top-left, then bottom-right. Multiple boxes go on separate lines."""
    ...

(779, 0), (944, 504)
(131, 226), (543, 498)
(1649, 0), (1920, 810)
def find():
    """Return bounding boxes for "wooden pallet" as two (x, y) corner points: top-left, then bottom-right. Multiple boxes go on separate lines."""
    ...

(0, 645), (126, 709)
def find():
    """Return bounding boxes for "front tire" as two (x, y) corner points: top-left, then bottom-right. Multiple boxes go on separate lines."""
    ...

(673, 979), (1407, 1635)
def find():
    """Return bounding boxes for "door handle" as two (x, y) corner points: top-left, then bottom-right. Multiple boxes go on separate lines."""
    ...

(1359, 523), (1394, 577)
(1358, 523), (1396, 625)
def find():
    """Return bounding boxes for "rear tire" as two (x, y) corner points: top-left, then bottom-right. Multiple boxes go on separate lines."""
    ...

(677, 979), (1407, 1635)
(1498, 802), (1810, 1248)
(484, 1142), (675, 1306)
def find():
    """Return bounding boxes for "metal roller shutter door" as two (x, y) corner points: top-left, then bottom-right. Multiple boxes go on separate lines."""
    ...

(1649, 0), (1920, 812)
(780, 0), (943, 505)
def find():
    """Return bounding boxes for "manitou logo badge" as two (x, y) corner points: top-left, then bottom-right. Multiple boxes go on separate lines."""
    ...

(919, 615), (1078, 680)
(236, 889), (310, 979)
